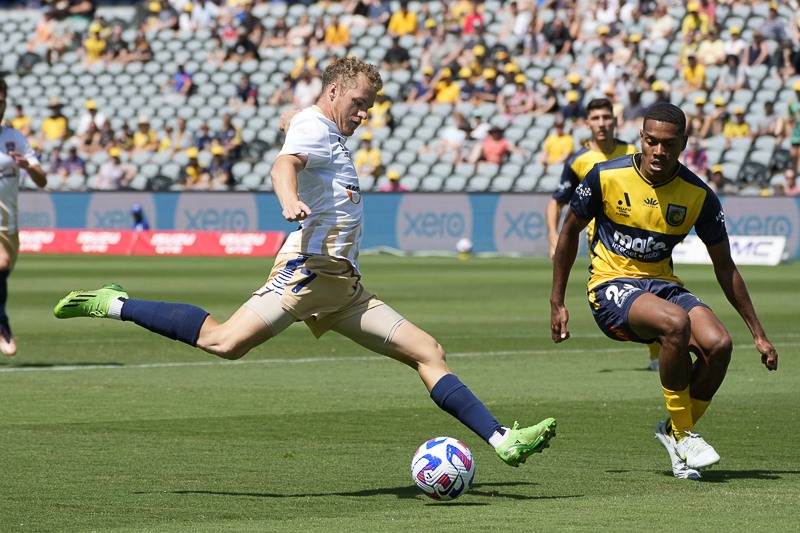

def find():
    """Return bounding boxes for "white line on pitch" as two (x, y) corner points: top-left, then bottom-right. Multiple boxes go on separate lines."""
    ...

(0, 342), (794, 373)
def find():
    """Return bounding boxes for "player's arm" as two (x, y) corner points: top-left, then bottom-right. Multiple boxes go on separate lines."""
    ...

(549, 208), (589, 343)
(8, 151), (46, 188)
(545, 197), (565, 260)
(270, 153), (312, 222)
(706, 238), (778, 371)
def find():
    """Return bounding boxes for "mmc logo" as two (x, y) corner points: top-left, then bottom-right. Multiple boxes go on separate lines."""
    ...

(345, 184), (361, 204)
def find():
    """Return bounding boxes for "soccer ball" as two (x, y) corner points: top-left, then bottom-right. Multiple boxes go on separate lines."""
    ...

(411, 437), (475, 501)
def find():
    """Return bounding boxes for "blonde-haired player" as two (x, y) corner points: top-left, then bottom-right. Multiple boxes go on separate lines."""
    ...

(55, 57), (557, 467)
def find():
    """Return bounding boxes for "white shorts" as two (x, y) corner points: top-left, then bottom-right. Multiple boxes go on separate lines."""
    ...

(243, 253), (405, 343)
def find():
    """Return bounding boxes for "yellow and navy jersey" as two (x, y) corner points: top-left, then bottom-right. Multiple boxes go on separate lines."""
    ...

(569, 154), (727, 291)
(552, 139), (637, 204)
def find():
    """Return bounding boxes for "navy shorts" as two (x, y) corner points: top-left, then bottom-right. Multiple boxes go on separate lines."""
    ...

(587, 278), (709, 344)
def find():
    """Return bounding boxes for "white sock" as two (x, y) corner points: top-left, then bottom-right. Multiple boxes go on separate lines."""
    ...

(107, 296), (127, 320)
(488, 427), (510, 449)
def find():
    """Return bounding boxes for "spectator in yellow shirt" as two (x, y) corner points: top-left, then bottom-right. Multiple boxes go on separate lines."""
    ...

(324, 14), (351, 49)
(388, 1), (417, 37)
(681, 2), (709, 38)
(39, 97), (69, 146)
(723, 107), (750, 148)
(539, 119), (574, 171)
(432, 68), (461, 106)
(131, 115), (159, 156)
(367, 90), (393, 129)
(681, 51), (706, 96)
(354, 133), (383, 177)
(181, 147), (211, 190)
(10, 104), (31, 132)
(81, 23), (107, 65)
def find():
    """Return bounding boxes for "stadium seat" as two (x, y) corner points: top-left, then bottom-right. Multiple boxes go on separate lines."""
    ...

(419, 176), (444, 192)
(490, 174), (516, 192)
(513, 174), (539, 192)
(238, 172), (263, 190)
(466, 175), (492, 192)
(771, 149), (793, 171)
(442, 175), (468, 192)
(738, 161), (770, 187)
(408, 162), (431, 179)
(747, 149), (773, 168)
(127, 175), (149, 191)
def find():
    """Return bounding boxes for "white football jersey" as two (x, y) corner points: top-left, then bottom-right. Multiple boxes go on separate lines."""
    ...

(277, 106), (364, 271)
(0, 127), (39, 234)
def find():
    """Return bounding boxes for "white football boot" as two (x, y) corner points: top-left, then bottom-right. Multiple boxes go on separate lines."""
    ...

(655, 418), (701, 479)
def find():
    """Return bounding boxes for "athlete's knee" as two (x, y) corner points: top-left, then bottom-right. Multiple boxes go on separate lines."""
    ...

(659, 308), (692, 346)
(704, 330), (733, 367)
(197, 327), (253, 360)
(412, 337), (447, 371)
(211, 343), (250, 360)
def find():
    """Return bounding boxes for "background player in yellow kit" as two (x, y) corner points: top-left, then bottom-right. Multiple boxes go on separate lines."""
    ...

(549, 103), (778, 479)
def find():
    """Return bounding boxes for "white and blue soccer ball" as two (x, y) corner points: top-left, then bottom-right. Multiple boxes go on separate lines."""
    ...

(411, 437), (475, 501)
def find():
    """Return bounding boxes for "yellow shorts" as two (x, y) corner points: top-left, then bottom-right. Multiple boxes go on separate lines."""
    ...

(249, 253), (385, 338)
(0, 232), (19, 271)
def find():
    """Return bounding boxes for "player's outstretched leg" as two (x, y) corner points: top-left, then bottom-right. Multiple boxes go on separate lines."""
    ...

(55, 284), (286, 360)
(654, 418), (700, 479)
(54, 284), (210, 347)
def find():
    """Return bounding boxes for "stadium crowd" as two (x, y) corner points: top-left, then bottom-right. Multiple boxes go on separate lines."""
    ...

(2, 0), (800, 194)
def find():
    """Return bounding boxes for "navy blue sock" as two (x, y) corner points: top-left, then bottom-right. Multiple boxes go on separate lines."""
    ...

(120, 299), (209, 346)
(0, 269), (8, 318)
(430, 374), (502, 443)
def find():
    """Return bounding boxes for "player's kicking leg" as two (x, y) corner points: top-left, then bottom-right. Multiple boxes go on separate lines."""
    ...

(53, 283), (293, 360)
(330, 306), (557, 467)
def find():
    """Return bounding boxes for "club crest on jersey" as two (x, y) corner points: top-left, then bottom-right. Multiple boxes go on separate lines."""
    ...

(346, 184), (361, 204)
(5, 142), (16, 152)
(666, 204), (687, 226)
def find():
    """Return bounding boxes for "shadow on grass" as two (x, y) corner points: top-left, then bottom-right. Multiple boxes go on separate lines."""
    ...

(657, 469), (800, 482)
(152, 482), (584, 502)
(0, 362), (124, 368)
(598, 368), (658, 373)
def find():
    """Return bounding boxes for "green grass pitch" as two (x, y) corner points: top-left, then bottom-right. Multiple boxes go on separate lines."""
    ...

(1, 254), (798, 532)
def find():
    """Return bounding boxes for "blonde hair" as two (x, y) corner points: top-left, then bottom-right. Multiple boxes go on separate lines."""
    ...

(322, 56), (383, 95)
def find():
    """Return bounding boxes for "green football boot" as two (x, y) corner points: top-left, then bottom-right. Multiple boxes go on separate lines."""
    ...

(495, 418), (557, 467)
(53, 283), (128, 319)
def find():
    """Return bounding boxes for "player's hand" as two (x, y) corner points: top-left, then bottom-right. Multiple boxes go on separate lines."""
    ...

(548, 234), (559, 261)
(279, 109), (301, 132)
(550, 303), (570, 343)
(8, 151), (29, 169)
(755, 336), (778, 371)
(282, 201), (312, 222)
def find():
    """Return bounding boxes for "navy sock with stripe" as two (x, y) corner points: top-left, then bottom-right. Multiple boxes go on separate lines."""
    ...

(430, 374), (503, 443)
